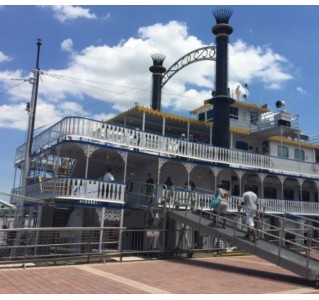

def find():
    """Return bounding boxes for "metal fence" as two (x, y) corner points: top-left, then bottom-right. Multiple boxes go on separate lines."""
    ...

(0, 226), (229, 267)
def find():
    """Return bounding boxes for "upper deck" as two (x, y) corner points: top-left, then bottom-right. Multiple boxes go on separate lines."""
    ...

(14, 115), (319, 180)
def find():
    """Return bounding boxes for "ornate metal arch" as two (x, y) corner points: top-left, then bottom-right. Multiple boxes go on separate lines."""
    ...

(161, 46), (216, 88)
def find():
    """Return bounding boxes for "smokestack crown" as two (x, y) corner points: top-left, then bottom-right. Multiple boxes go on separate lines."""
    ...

(151, 53), (166, 66)
(213, 7), (233, 24)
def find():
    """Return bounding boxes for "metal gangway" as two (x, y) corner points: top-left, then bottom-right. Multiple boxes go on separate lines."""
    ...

(161, 188), (319, 288)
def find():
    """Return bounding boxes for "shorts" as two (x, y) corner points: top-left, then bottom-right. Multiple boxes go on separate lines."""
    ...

(217, 200), (228, 214)
(245, 214), (255, 227)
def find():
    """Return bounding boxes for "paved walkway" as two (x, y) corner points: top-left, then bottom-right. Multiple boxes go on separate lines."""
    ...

(0, 255), (318, 294)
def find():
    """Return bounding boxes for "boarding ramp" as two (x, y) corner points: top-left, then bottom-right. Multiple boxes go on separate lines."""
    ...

(165, 190), (319, 288)
(120, 183), (319, 287)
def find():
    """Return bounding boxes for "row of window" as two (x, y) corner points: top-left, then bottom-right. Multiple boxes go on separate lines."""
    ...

(198, 108), (258, 125)
(199, 108), (308, 162)
(233, 185), (317, 201)
(235, 141), (306, 161)
(278, 146), (305, 161)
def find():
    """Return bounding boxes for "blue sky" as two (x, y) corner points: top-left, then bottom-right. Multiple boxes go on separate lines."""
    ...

(0, 4), (319, 194)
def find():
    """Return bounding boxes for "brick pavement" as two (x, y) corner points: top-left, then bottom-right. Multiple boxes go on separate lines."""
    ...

(0, 255), (318, 294)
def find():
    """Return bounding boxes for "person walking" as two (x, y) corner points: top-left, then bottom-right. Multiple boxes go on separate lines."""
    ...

(241, 186), (260, 242)
(210, 184), (229, 228)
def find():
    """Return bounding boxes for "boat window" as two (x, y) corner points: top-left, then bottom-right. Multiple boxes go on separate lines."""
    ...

(198, 112), (205, 121)
(278, 145), (289, 158)
(264, 187), (277, 199)
(300, 190), (310, 201)
(250, 111), (259, 125)
(230, 107), (238, 120)
(284, 188), (294, 200)
(235, 141), (248, 150)
(294, 149), (305, 161)
(262, 141), (269, 154)
(207, 109), (214, 121)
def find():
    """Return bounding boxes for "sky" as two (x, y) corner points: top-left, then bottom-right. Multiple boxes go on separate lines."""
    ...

(1, 3), (319, 195)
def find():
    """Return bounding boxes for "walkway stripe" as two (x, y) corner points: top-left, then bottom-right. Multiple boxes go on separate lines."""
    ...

(271, 288), (316, 294)
(224, 256), (275, 266)
(76, 264), (170, 294)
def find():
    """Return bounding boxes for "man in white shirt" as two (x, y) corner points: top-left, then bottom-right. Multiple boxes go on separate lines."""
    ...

(103, 168), (114, 182)
(241, 187), (259, 242)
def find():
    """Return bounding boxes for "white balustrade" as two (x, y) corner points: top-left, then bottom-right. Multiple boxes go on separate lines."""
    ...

(25, 178), (125, 204)
(14, 117), (319, 179)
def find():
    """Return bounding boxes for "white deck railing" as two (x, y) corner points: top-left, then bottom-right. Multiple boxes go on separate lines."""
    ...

(15, 116), (319, 179)
(11, 178), (319, 216)
(160, 189), (319, 216)
(25, 178), (125, 205)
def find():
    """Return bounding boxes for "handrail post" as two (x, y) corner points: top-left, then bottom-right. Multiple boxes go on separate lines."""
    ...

(305, 226), (313, 273)
(278, 215), (286, 265)
(161, 191), (167, 257)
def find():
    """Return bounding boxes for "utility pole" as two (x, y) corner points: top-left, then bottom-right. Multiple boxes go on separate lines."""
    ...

(15, 38), (42, 228)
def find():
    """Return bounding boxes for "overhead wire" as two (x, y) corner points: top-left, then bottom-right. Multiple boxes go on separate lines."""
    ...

(0, 79), (28, 96)
(2, 70), (207, 131)
(41, 71), (208, 105)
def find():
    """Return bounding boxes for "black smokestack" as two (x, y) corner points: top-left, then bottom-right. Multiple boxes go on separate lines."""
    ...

(208, 7), (235, 148)
(149, 53), (166, 111)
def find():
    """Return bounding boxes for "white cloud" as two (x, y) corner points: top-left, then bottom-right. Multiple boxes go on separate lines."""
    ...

(296, 86), (306, 94)
(0, 103), (29, 130)
(0, 21), (295, 131)
(50, 5), (97, 23)
(94, 112), (115, 122)
(0, 51), (11, 63)
(103, 12), (111, 21)
(229, 39), (293, 90)
(61, 38), (74, 52)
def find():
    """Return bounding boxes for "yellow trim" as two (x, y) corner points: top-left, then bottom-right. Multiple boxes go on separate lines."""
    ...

(233, 100), (269, 112)
(213, 24), (233, 30)
(269, 136), (319, 150)
(190, 103), (213, 114)
(190, 100), (269, 115)
(230, 127), (250, 135)
(137, 105), (211, 126)
(109, 105), (212, 127)
(215, 33), (229, 38)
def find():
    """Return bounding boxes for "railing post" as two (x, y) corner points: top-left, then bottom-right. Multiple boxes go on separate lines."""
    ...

(161, 192), (167, 257)
(278, 215), (286, 265)
(305, 226), (313, 273)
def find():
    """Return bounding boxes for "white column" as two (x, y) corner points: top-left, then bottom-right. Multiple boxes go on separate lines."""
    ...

(278, 175), (286, 199)
(298, 178), (304, 201)
(162, 117), (166, 136)
(98, 207), (105, 253)
(230, 131), (233, 149)
(142, 111), (145, 131)
(85, 146), (90, 179)
(258, 174), (266, 198)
